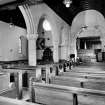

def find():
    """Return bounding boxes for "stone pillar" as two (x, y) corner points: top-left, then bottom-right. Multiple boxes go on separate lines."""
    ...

(53, 43), (59, 63)
(45, 66), (50, 83)
(27, 34), (37, 66)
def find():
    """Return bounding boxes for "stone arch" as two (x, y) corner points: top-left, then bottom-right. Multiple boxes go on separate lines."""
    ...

(71, 10), (105, 38)
(19, 4), (37, 66)
(70, 10), (105, 61)
(19, 4), (35, 35)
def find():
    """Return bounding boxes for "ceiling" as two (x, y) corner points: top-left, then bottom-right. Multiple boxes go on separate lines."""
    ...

(0, 0), (26, 28)
(0, 0), (105, 28)
(44, 0), (105, 25)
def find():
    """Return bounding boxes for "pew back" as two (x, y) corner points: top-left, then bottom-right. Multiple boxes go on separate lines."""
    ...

(0, 73), (10, 94)
(51, 76), (105, 90)
(62, 71), (105, 79)
(30, 82), (105, 105)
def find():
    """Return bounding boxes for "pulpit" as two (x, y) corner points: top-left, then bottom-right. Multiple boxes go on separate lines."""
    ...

(42, 47), (53, 63)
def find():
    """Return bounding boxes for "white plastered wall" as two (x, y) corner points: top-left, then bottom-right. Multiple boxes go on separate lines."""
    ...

(29, 3), (71, 62)
(0, 21), (27, 61)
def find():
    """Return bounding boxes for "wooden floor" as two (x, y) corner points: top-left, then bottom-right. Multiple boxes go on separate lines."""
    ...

(1, 62), (105, 105)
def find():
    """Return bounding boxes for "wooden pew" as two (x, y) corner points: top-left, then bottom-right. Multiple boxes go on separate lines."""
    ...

(0, 69), (27, 99)
(40, 65), (105, 90)
(54, 62), (71, 74)
(0, 96), (40, 105)
(0, 66), (37, 100)
(48, 66), (105, 90)
(50, 76), (105, 90)
(0, 72), (10, 94)
(44, 63), (105, 80)
(62, 71), (105, 79)
(35, 64), (105, 89)
(30, 81), (105, 105)
(70, 70), (105, 75)
(50, 62), (105, 79)
(0, 64), (55, 99)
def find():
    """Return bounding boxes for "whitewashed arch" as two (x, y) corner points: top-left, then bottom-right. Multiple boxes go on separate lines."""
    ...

(70, 10), (105, 60)
(71, 10), (105, 38)
(19, 4), (35, 35)
(19, 4), (37, 66)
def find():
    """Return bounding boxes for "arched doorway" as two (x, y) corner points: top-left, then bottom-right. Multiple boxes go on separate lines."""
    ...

(36, 16), (53, 64)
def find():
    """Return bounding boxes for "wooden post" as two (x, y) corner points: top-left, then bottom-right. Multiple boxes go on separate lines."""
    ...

(63, 63), (66, 72)
(73, 93), (78, 105)
(31, 87), (36, 103)
(69, 61), (72, 70)
(80, 82), (84, 88)
(15, 71), (23, 99)
(29, 77), (36, 103)
(46, 66), (50, 83)
(56, 66), (59, 76)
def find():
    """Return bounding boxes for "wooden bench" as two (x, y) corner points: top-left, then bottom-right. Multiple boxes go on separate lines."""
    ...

(49, 68), (105, 90)
(45, 63), (105, 79)
(0, 64), (56, 99)
(30, 81), (105, 105)
(38, 64), (105, 83)
(32, 64), (105, 89)
(70, 71), (105, 75)
(0, 66), (37, 100)
(0, 73), (10, 93)
(50, 76), (105, 90)
(62, 71), (105, 79)
(0, 96), (40, 105)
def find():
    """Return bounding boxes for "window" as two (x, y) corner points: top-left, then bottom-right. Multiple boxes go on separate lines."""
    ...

(18, 36), (22, 53)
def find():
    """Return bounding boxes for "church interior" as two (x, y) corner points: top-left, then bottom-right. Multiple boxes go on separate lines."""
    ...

(0, 0), (105, 105)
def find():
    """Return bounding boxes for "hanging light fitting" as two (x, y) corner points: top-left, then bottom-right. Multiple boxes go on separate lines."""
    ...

(63, 0), (72, 8)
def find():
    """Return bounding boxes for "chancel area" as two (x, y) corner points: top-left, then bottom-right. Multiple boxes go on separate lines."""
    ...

(0, 0), (105, 105)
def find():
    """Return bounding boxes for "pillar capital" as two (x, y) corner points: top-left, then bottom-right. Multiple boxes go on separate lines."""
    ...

(27, 34), (38, 40)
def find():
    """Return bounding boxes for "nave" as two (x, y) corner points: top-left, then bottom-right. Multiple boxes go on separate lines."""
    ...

(0, 0), (105, 105)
